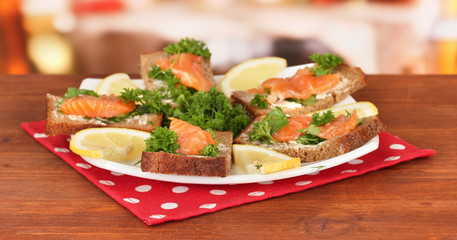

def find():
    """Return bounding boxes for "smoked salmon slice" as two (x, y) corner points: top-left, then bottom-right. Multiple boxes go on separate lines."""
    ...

(317, 111), (358, 139)
(271, 112), (358, 142)
(249, 68), (340, 102)
(272, 115), (312, 142)
(59, 95), (136, 118)
(157, 52), (213, 91)
(169, 117), (217, 155)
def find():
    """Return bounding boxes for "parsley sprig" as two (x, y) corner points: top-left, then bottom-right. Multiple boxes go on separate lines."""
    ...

(173, 88), (251, 137)
(297, 110), (335, 145)
(250, 94), (268, 109)
(309, 53), (344, 76)
(60, 87), (98, 103)
(248, 107), (290, 144)
(145, 126), (180, 153)
(144, 126), (219, 157)
(164, 37), (211, 60)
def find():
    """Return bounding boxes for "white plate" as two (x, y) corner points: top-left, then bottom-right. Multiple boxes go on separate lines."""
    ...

(82, 135), (378, 185)
(77, 66), (378, 185)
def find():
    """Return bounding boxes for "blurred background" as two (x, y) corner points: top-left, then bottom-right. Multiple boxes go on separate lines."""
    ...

(1, 0), (456, 75)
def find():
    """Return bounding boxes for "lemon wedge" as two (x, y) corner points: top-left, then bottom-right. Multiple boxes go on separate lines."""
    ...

(233, 144), (301, 174)
(69, 128), (150, 163)
(218, 57), (287, 98)
(309, 101), (378, 118)
(96, 73), (138, 96)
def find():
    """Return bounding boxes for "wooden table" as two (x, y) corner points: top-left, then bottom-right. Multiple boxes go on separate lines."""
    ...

(1, 74), (456, 239)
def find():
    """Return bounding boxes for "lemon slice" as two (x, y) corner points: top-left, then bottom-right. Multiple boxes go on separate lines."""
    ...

(233, 144), (301, 174)
(309, 102), (379, 118)
(96, 73), (138, 96)
(218, 57), (287, 98)
(69, 128), (150, 163)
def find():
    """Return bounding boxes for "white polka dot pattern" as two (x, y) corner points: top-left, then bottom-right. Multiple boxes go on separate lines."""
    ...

(161, 202), (178, 210)
(341, 169), (357, 174)
(385, 156), (401, 161)
(200, 203), (216, 209)
(172, 186), (189, 193)
(34, 133), (48, 138)
(248, 191), (265, 197)
(54, 147), (70, 153)
(135, 185), (152, 192)
(75, 163), (91, 169)
(390, 144), (406, 150)
(149, 214), (166, 219)
(210, 190), (226, 195)
(111, 171), (124, 176)
(99, 180), (115, 186)
(349, 159), (364, 165)
(124, 198), (140, 204)
(295, 181), (312, 186)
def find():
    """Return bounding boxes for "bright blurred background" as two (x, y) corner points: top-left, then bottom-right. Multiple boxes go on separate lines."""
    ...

(1, 0), (456, 75)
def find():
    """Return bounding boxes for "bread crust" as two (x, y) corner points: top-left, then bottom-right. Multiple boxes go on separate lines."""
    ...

(232, 63), (367, 119)
(234, 116), (385, 163)
(45, 94), (163, 136)
(141, 131), (233, 177)
(140, 51), (216, 90)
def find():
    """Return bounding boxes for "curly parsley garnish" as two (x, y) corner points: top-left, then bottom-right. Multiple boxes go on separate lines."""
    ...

(309, 53), (344, 76)
(164, 37), (211, 60)
(173, 87), (251, 137)
(145, 126), (180, 153)
(144, 126), (219, 157)
(248, 107), (289, 144)
(250, 94), (268, 109)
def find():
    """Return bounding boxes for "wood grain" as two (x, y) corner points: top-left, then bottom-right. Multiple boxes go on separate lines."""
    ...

(1, 74), (456, 239)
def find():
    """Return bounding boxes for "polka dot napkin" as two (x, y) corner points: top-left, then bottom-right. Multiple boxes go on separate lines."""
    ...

(21, 120), (435, 225)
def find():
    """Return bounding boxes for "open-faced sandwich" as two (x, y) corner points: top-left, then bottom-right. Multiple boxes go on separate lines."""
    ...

(45, 87), (163, 136)
(231, 53), (367, 118)
(234, 102), (385, 163)
(141, 117), (233, 177)
(140, 37), (216, 93)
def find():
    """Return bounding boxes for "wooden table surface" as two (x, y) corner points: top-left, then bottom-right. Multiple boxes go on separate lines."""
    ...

(1, 74), (456, 239)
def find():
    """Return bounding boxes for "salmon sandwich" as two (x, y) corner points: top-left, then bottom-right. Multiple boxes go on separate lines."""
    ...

(232, 53), (367, 118)
(45, 87), (163, 136)
(234, 102), (385, 163)
(141, 117), (233, 177)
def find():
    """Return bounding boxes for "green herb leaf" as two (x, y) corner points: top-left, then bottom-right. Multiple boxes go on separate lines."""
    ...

(145, 126), (181, 153)
(255, 164), (262, 169)
(309, 53), (344, 76)
(285, 94), (316, 106)
(248, 107), (289, 144)
(311, 110), (335, 126)
(307, 124), (321, 135)
(60, 87), (98, 103)
(164, 37), (211, 60)
(250, 94), (268, 109)
(297, 131), (326, 145)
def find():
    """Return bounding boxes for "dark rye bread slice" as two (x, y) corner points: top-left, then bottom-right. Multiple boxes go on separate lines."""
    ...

(140, 51), (216, 90)
(234, 116), (385, 163)
(141, 131), (233, 177)
(45, 94), (163, 136)
(231, 63), (367, 119)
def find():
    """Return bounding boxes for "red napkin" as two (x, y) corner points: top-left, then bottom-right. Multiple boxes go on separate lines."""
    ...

(21, 120), (435, 225)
